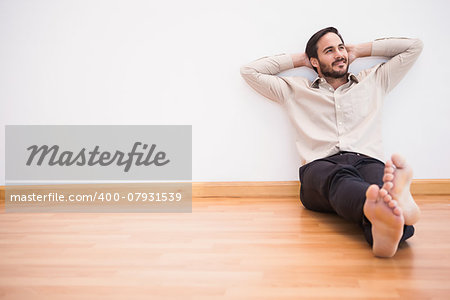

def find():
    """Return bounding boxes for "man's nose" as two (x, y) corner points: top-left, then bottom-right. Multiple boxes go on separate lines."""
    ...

(335, 50), (345, 60)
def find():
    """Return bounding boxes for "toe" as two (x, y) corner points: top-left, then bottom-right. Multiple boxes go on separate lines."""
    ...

(385, 166), (395, 174)
(393, 206), (402, 216)
(385, 160), (393, 168)
(392, 153), (406, 168)
(383, 182), (393, 191)
(383, 174), (394, 182)
(388, 200), (398, 208)
(366, 185), (379, 202)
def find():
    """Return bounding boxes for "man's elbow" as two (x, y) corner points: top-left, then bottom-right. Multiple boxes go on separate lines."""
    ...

(412, 38), (424, 53)
(240, 65), (259, 83)
(240, 65), (253, 77)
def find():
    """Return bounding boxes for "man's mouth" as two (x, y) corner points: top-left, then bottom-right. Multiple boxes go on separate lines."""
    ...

(334, 59), (346, 66)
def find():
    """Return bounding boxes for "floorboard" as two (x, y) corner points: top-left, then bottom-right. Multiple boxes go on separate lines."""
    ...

(0, 195), (449, 299)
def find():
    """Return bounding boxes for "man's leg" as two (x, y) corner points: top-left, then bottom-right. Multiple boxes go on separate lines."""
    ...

(299, 159), (341, 214)
(362, 154), (421, 257)
(355, 156), (415, 245)
(299, 153), (417, 257)
(299, 154), (376, 223)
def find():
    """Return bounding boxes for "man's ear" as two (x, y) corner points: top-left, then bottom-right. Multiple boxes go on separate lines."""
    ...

(310, 57), (318, 68)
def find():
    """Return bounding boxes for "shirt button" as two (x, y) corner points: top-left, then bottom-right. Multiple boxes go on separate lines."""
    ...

(339, 122), (342, 125)
(337, 105), (341, 109)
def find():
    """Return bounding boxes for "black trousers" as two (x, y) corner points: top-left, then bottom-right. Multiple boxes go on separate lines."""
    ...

(299, 151), (414, 245)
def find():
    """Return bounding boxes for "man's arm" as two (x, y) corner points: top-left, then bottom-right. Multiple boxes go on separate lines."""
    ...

(240, 54), (295, 104)
(373, 38), (423, 94)
(350, 38), (423, 94)
(240, 53), (311, 104)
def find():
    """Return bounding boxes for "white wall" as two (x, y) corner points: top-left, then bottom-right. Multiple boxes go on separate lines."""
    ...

(1, 0), (449, 183)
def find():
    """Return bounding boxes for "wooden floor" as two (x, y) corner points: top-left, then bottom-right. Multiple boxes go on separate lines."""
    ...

(0, 194), (449, 299)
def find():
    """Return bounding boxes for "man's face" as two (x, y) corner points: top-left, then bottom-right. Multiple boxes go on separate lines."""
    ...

(311, 32), (348, 79)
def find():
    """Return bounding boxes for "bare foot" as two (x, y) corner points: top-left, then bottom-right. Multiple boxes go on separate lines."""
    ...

(363, 185), (404, 258)
(382, 154), (420, 225)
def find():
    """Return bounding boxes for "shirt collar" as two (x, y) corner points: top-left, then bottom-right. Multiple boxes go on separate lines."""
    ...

(310, 73), (359, 88)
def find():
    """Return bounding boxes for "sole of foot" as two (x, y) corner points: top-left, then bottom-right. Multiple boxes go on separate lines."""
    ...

(382, 153), (420, 225)
(364, 184), (404, 258)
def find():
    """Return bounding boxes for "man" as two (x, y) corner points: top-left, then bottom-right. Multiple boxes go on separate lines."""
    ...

(240, 27), (423, 257)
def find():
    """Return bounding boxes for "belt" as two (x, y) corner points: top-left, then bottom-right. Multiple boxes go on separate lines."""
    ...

(332, 151), (367, 157)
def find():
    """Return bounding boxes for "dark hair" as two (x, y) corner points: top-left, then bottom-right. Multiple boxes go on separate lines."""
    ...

(305, 27), (344, 73)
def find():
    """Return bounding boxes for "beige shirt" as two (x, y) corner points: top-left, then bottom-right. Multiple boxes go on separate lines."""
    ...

(240, 38), (423, 165)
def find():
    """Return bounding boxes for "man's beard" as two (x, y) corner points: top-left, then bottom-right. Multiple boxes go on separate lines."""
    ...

(319, 58), (348, 79)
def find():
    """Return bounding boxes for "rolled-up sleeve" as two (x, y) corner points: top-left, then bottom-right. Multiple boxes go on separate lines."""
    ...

(240, 54), (294, 104)
(371, 38), (424, 94)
